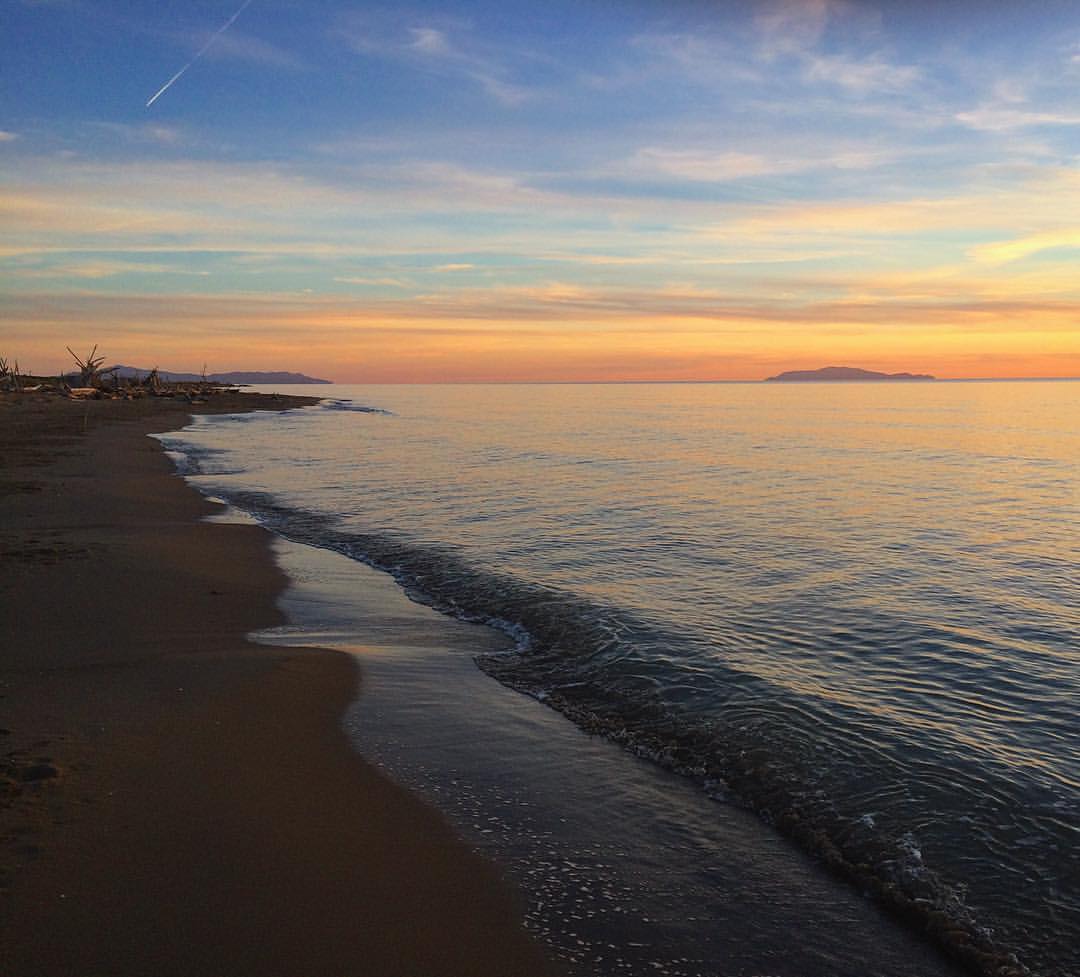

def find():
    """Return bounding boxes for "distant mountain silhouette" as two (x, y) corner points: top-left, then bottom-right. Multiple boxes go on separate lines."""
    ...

(106, 366), (333, 384)
(764, 366), (935, 382)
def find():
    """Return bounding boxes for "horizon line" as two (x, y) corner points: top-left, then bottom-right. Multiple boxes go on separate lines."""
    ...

(279, 375), (1080, 385)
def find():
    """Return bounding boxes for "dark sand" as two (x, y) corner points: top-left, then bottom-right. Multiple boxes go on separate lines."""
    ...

(0, 392), (560, 977)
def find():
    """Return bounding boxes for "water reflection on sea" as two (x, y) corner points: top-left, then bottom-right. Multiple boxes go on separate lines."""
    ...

(160, 380), (1079, 977)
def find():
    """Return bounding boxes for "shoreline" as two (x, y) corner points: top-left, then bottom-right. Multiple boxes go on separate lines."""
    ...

(260, 535), (972, 977)
(0, 393), (560, 977)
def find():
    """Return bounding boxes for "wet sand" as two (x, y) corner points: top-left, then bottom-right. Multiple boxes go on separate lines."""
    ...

(255, 536), (970, 977)
(0, 392), (560, 977)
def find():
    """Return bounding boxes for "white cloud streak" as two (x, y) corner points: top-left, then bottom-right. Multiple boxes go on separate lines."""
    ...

(205, 30), (304, 69)
(956, 106), (1080, 131)
(341, 17), (530, 105)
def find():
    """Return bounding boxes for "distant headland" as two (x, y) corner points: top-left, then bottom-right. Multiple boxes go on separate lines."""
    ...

(108, 366), (333, 385)
(764, 366), (935, 382)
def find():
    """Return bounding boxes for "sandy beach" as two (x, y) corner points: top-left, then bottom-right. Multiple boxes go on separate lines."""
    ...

(0, 392), (560, 977)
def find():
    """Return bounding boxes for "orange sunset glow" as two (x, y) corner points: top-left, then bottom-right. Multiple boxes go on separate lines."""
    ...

(3, 1), (1079, 380)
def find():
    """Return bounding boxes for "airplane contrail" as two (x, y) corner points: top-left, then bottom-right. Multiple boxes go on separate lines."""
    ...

(146, 0), (255, 108)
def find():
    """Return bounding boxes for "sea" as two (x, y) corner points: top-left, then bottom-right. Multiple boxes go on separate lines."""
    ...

(156, 381), (1078, 977)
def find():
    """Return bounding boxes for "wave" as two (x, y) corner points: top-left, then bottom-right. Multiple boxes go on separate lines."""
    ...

(317, 398), (394, 415)
(157, 463), (1048, 977)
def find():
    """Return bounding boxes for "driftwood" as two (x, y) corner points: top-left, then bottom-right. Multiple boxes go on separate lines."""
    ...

(66, 345), (108, 388)
(0, 357), (23, 392)
(12, 347), (247, 403)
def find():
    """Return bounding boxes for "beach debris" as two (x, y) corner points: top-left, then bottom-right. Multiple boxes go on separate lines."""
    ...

(0, 357), (23, 392)
(3, 346), (279, 404)
(66, 345), (109, 388)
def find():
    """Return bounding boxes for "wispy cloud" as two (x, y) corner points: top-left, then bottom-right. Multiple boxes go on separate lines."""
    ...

(10, 259), (209, 279)
(752, 0), (918, 94)
(334, 275), (409, 286)
(969, 229), (1080, 265)
(626, 5), (919, 109)
(3, 154), (1077, 279)
(0, 130), (18, 142)
(204, 30), (306, 69)
(408, 26), (451, 57)
(803, 53), (919, 93)
(990, 78), (1029, 104)
(696, 169), (1080, 242)
(624, 148), (786, 182)
(755, 0), (833, 59)
(9, 283), (1079, 329)
(86, 122), (188, 146)
(626, 32), (762, 88)
(618, 143), (895, 183)
(955, 106), (1080, 131)
(340, 15), (531, 105)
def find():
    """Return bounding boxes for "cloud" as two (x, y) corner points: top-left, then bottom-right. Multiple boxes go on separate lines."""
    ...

(539, 252), (653, 266)
(696, 169), (1080, 242)
(86, 122), (187, 146)
(803, 53), (919, 93)
(0, 186), (244, 242)
(755, 0), (832, 59)
(8, 284), (1078, 332)
(969, 229), (1080, 265)
(11, 259), (209, 279)
(334, 275), (408, 286)
(204, 30), (306, 69)
(408, 26), (452, 57)
(340, 16), (530, 105)
(4, 153), (1077, 329)
(0, 130), (18, 143)
(626, 32), (762, 87)
(619, 144), (894, 183)
(626, 148), (783, 182)
(991, 79), (1028, 105)
(956, 106), (1080, 131)
(749, 1), (918, 94)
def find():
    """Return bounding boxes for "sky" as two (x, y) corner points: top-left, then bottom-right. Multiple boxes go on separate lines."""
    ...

(2, 0), (1079, 381)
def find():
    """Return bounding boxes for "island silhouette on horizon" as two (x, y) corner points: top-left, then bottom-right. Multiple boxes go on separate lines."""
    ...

(764, 366), (935, 382)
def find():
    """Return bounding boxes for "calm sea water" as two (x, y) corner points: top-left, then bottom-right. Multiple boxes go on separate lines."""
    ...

(160, 381), (1078, 977)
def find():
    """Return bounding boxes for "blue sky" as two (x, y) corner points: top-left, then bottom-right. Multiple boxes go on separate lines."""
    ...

(3, 0), (1079, 379)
